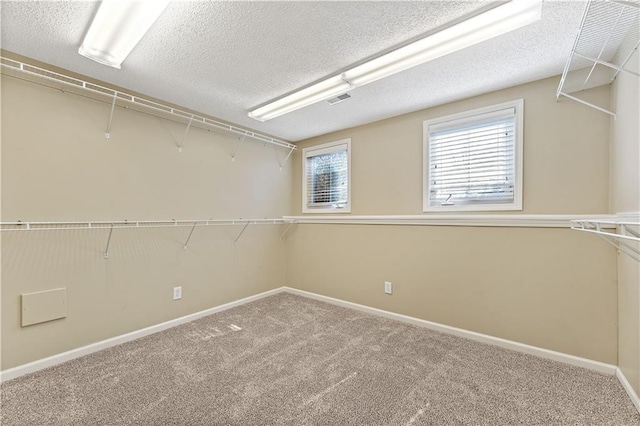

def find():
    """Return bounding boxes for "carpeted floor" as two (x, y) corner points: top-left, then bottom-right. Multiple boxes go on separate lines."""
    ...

(1, 293), (639, 425)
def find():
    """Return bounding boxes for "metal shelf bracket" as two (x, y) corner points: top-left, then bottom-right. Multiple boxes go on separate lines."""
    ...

(233, 221), (251, 245)
(178, 115), (194, 152)
(103, 225), (114, 259)
(571, 217), (640, 262)
(280, 222), (296, 240)
(231, 134), (247, 162)
(279, 146), (296, 171)
(105, 92), (117, 139)
(183, 222), (197, 250)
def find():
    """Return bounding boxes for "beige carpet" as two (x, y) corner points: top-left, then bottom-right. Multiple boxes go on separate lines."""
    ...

(1, 292), (639, 425)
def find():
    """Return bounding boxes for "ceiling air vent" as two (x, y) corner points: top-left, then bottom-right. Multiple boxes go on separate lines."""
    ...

(327, 93), (351, 105)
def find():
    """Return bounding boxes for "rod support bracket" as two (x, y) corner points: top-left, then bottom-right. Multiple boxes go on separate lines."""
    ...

(233, 221), (251, 245)
(103, 225), (114, 259)
(231, 134), (247, 161)
(183, 222), (197, 250)
(105, 92), (118, 139)
(178, 115), (194, 152)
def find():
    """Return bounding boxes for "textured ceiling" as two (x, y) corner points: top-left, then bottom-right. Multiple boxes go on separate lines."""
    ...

(0, 1), (587, 142)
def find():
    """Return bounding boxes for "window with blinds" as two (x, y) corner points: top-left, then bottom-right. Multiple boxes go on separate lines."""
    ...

(302, 139), (351, 213)
(423, 99), (523, 212)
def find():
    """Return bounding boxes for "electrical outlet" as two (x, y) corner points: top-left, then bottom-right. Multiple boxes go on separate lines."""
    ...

(384, 281), (392, 295)
(173, 286), (182, 300)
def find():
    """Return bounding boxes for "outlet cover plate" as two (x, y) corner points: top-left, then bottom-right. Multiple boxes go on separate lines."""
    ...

(384, 281), (392, 295)
(173, 286), (182, 300)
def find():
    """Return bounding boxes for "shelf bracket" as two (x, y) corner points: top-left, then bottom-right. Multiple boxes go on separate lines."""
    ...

(621, 224), (640, 239)
(233, 221), (250, 245)
(103, 225), (114, 259)
(558, 92), (616, 117)
(231, 134), (247, 162)
(178, 115), (194, 152)
(183, 222), (197, 250)
(105, 92), (117, 139)
(597, 234), (640, 262)
(280, 222), (296, 240)
(279, 146), (295, 171)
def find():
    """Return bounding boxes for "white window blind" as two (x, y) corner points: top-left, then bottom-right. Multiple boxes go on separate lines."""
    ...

(424, 100), (523, 211)
(303, 140), (351, 212)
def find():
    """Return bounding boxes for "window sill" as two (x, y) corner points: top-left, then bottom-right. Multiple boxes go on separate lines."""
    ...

(301, 207), (352, 214)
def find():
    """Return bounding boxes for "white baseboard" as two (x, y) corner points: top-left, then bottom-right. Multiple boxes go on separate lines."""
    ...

(0, 287), (286, 383)
(282, 287), (618, 375)
(617, 368), (640, 414)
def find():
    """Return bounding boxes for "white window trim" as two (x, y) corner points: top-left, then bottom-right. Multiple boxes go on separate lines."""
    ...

(302, 138), (352, 214)
(423, 99), (524, 212)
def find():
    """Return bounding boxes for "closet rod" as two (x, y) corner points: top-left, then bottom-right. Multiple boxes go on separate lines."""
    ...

(0, 218), (294, 232)
(0, 57), (297, 151)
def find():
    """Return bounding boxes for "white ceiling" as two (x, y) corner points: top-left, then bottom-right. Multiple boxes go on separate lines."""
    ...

(0, 1), (587, 142)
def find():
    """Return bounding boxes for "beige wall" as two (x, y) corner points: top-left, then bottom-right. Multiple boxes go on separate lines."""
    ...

(287, 76), (619, 363)
(611, 49), (640, 393)
(291, 76), (611, 216)
(1, 75), (292, 369)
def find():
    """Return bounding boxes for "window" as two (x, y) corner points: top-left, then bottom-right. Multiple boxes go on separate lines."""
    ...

(423, 99), (523, 212)
(303, 139), (351, 213)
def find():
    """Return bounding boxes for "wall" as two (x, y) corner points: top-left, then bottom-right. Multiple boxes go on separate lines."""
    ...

(0, 74), (292, 369)
(287, 76), (618, 363)
(611, 49), (640, 394)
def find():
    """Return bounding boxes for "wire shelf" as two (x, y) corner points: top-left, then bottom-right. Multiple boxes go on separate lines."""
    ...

(0, 56), (297, 152)
(0, 218), (296, 258)
(571, 216), (640, 261)
(0, 218), (292, 232)
(557, 0), (640, 116)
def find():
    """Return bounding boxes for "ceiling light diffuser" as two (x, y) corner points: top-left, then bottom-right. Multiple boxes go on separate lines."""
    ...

(79, 0), (170, 69)
(248, 75), (352, 122)
(248, 0), (542, 122)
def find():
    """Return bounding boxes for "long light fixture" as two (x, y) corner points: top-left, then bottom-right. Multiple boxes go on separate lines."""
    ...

(248, 0), (542, 122)
(79, 0), (170, 69)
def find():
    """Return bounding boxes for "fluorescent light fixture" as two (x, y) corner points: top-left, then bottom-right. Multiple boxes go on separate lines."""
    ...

(248, 0), (542, 122)
(249, 75), (352, 122)
(79, 0), (170, 69)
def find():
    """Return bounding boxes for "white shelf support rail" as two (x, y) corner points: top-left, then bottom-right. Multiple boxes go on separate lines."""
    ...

(556, 0), (639, 117)
(0, 57), (297, 155)
(571, 218), (640, 262)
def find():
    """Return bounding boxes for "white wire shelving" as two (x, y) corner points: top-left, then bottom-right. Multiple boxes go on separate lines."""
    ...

(0, 218), (296, 259)
(557, 0), (639, 117)
(571, 216), (640, 261)
(0, 56), (297, 168)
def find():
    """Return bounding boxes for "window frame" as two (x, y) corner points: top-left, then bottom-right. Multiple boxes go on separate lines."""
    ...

(423, 99), (524, 212)
(302, 138), (352, 214)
